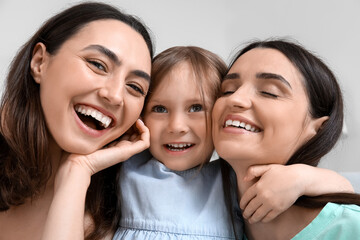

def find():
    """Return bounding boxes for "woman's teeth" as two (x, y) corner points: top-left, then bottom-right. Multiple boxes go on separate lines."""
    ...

(225, 119), (260, 132)
(75, 105), (112, 128)
(166, 143), (193, 151)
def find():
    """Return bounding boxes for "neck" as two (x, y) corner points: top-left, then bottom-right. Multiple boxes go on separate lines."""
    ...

(229, 161), (255, 198)
(230, 162), (321, 240)
(46, 137), (66, 187)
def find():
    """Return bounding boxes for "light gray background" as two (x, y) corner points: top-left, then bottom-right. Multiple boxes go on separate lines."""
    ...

(0, 0), (359, 171)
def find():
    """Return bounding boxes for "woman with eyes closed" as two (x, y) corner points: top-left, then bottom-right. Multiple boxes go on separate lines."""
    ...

(0, 2), (153, 240)
(213, 39), (360, 240)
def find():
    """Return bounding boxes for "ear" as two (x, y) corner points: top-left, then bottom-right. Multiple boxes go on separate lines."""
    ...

(30, 42), (48, 84)
(307, 115), (329, 138)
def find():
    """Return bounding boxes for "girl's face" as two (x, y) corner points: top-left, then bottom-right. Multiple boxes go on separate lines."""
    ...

(143, 62), (214, 171)
(31, 19), (151, 154)
(212, 48), (323, 167)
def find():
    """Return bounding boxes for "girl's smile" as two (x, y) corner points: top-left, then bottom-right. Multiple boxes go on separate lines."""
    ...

(144, 62), (214, 171)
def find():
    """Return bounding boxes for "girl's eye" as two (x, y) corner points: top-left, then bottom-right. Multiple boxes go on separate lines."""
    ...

(261, 91), (278, 98)
(127, 83), (145, 96)
(88, 60), (106, 72)
(189, 104), (203, 112)
(152, 105), (167, 113)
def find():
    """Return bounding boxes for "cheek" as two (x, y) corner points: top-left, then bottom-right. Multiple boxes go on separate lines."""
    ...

(144, 118), (162, 145)
(261, 106), (310, 163)
(126, 97), (144, 117)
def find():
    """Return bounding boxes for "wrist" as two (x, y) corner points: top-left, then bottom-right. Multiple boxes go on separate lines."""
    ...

(291, 164), (310, 196)
(54, 160), (92, 192)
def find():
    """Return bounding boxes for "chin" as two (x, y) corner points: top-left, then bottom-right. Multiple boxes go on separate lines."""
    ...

(61, 142), (100, 155)
(162, 160), (199, 172)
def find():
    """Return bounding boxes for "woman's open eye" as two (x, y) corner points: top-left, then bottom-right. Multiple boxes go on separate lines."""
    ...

(152, 105), (167, 113)
(189, 104), (203, 112)
(127, 83), (145, 96)
(261, 91), (278, 98)
(88, 60), (106, 72)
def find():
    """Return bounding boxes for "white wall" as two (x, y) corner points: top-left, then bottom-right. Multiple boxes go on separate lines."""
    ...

(1, 0), (359, 171)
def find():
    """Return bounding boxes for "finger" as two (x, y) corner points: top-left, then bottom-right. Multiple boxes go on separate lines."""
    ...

(90, 142), (146, 172)
(135, 119), (150, 143)
(119, 133), (131, 141)
(244, 164), (272, 181)
(129, 132), (139, 142)
(135, 118), (148, 133)
(240, 186), (257, 210)
(87, 120), (150, 173)
(247, 205), (272, 224)
(242, 196), (263, 220)
(261, 210), (279, 223)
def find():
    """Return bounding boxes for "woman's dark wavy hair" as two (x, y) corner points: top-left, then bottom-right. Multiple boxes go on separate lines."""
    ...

(221, 39), (360, 239)
(0, 2), (153, 239)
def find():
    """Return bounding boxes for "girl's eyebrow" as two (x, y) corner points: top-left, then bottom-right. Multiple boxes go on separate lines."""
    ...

(256, 72), (292, 89)
(82, 44), (150, 82)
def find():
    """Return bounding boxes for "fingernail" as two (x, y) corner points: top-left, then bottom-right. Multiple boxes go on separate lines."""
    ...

(137, 119), (144, 125)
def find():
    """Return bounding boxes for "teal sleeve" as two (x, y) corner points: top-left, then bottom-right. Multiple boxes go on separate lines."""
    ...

(292, 203), (360, 240)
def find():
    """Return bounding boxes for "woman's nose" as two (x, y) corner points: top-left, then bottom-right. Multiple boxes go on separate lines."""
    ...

(228, 86), (252, 110)
(98, 78), (125, 106)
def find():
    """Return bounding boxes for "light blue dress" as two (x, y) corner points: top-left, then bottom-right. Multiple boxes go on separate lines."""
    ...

(113, 150), (240, 239)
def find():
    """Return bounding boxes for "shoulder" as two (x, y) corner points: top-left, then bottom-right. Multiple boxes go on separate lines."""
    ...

(294, 203), (360, 240)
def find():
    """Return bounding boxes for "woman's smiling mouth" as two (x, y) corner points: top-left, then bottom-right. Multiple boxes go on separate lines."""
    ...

(75, 104), (113, 130)
(224, 119), (261, 133)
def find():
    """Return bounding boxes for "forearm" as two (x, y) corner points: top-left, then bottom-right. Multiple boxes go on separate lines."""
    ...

(41, 162), (91, 240)
(298, 164), (354, 196)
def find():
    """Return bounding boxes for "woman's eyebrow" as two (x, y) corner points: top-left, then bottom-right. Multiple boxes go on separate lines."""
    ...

(256, 72), (292, 89)
(82, 44), (150, 82)
(222, 73), (240, 82)
(133, 70), (150, 82)
(82, 44), (121, 66)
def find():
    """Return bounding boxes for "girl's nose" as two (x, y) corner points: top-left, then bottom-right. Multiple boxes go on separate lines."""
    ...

(167, 112), (189, 134)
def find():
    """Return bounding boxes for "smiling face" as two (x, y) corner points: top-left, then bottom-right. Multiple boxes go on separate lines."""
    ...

(212, 48), (323, 168)
(31, 19), (151, 154)
(143, 62), (214, 171)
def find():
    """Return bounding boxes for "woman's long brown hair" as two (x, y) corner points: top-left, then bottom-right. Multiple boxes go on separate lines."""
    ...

(221, 39), (360, 239)
(0, 2), (153, 239)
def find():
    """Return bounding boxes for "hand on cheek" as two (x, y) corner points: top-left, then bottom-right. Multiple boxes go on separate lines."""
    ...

(55, 119), (150, 188)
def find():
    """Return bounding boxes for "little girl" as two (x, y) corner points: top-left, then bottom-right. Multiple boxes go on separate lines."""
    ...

(43, 46), (353, 239)
(112, 46), (354, 239)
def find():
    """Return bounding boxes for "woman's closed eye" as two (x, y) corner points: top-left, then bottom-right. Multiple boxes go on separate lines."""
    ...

(221, 90), (235, 96)
(152, 105), (167, 113)
(189, 104), (203, 112)
(260, 91), (279, 98)
(220, 82), (237, 96)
